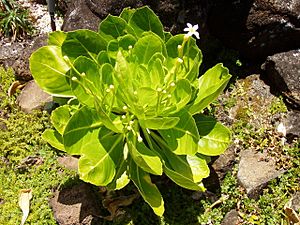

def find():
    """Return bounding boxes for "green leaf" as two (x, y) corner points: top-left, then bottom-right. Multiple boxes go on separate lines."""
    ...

(99, 15), (128, 41)
(129, 160), (164, 216)
(106, 158), (130, 190)
(132, 33), (163, 64)
(195, 114), (231, 156)
(189, 63), (231, 115)
(62, 29), (107, 62)
(120, 7), (134, 22)
(42, 129), (65, 151)
(139, 117), (180, 130)
(147, 56), (165, 89)
(29, 46), (72, 97)
(128, 6), (164, 39)
(78, 130), (123, 186)
(69, 56), (101, 107)
(48, 31), (66, 46)
(63, 106), (102, 155)
(118, 34), (136, 50)
(128, 133), (163, 175)
(165, 79), (192, 114)
(159, 109), (199, 155)
(50, 105), (72, 134)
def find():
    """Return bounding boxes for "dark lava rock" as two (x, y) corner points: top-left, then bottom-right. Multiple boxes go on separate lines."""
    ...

(211, 145), (237, 180)
(221, 209), (240, 225)
(12, 34), (48, 81)
(284, 110), (300, 140)
(61, 0), (101, 32)
(208, 0), (300, 61)
(262, 49), (300, 109)
(62, 0), (209, 36)
(49, 183), (102, 225)
(237, 149), (285, 199)
(16, 80), (53, 113)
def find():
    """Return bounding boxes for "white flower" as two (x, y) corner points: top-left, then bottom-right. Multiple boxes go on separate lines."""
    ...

(277, 122), (286, 136)
(184, 23), (200, 39)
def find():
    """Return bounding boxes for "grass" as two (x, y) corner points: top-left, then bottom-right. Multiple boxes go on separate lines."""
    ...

(0, 67), (299, 225)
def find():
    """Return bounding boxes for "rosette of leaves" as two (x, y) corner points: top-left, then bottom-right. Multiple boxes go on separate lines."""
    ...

(30, 6), (231, 216)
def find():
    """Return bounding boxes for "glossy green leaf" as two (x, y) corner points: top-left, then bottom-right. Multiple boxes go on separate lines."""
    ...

(120, 7), (134, 22)
(62, 29), (107, 62)
(159, 109), (199, 155)
(107, 159), (130, 190)
(78, 130), (123, 186)
(99, 15), (128, 41)
(50, 105), (72, 134)
(42, 129), (65, 151)
(69, 56), (101, 107)
(63, 106), (102, 155)
(128, 6), (164, 39)
(195, 114), (231, 156)
(129, 160), (164, 216)
(30, 46), (72, 97)
(132, 34), (163, 64)
(128, 133), (163, 175)
(48, 31), (66, 46)
(139, 117), (180, 130)
(189, 63), (231, 115)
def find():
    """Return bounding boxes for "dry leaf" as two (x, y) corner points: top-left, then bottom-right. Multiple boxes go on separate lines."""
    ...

(19, 189), (32, 225)
(284, 199), (300, 224)
(102, 193), (139, 221)
(7, 81), (26, 97)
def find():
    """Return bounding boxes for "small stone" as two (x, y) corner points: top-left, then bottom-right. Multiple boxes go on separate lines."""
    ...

(221, 209), (240, 225)
(237, 149), (285, 199)
(57, 156), (78, 171)
(290, 192), (300, 212)
(17, 80), (53, 113)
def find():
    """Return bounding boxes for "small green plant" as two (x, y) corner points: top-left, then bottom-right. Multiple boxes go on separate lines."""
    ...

(30, 6), (231, 216)
(0, 0), (34, 40)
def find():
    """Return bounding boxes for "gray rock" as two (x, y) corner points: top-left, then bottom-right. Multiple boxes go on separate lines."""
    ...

(208, 0), (300, 61)
(57, 156), (78, 171)
(0, 41), (27, 69)
(284, 110), (300, 139)
(221, 209), (240, 225)
(49, 183), (102, 225)
(262, 50), (300, 109)
(237, 149), (285, 199)
(61, 0), (100, 32)
(291, 192), (300, 212)
(17, 80), (53, 113)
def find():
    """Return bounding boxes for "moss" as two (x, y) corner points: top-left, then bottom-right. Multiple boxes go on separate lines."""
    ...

(0, 67), (76, 224)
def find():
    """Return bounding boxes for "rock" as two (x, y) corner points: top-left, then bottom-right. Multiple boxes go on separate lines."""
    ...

(211, 145), (237, 180)
(61, 0), (208, 35)
(208, 0), (300, 61)
(12, 34), (48, 81)
(237, 149), (285, 199)
(221, 209), (240, 225)
(16, 80), (53, 113)
(49, 183), (102, 225)
(290, 192), (300, 212)
(57, 156), (78, 171)
(61, 0), (100, 32)
(0, 40), (28, 69)
(262, 50), (300, 109)
(284, 110), (300, 140)
(34, 0), (47, 4)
